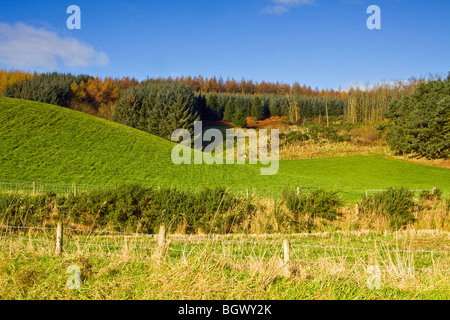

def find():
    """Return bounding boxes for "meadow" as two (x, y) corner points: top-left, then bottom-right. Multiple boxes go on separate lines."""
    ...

(0, 226), (448, 300)
(1, 97), (450, 203)
(1, 97), (450, 301)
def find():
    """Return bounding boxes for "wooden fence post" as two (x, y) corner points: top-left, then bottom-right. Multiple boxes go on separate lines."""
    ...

(55, 221), (63, 255)
(153, 223), (167, 261)
(158, 224), (166, 248)
(355, 203), (359, 215)
(283, 239), (290, 264)
(283, 239), (291, 277)
(246, 188), (249, 199)
(73, 184), (77, 197)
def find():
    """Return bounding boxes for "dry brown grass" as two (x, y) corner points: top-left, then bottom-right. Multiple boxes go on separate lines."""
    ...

(279, 140), (389, 160)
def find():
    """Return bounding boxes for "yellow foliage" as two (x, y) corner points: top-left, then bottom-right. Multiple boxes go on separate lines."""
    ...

(0, 70), (33, 96)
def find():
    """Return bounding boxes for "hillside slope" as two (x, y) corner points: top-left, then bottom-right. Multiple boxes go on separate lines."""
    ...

(1, 97), (449, 202)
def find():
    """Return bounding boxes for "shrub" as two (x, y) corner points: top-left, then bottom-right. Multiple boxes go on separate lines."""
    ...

(419, 188), (442, 201)
(446, 198), (450, 213)
(306, 124), (349, 143)
(0, 192), (66, 226)
(282, 187), (343, 221)
(359, 187), (417, 230)
(1, 185), (256, 234)
(285, 131), (310, 144)
(348, 126), (381, 145)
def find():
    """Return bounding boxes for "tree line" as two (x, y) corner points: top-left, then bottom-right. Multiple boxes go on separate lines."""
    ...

(2, 70), (448, 159)
(1, 70), (426, 125)
(0, 71), (346, 136)
(158, 75), (346, 98)
(199, 92), (345, 123)
(344, 79), (425, 123)
(1, 71), (139, 119)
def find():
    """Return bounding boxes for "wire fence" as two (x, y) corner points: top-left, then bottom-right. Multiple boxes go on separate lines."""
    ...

(365, 188), (437, 199)
(1, 224), (449, 272)
(0, 180), (111, 196)
(0, 180), (323, 198)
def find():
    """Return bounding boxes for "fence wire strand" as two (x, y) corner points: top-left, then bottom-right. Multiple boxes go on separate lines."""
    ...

(1, 225), (449, 272)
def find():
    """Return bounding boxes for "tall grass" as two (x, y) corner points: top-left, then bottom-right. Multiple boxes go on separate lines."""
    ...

(0, 228), (448, 300)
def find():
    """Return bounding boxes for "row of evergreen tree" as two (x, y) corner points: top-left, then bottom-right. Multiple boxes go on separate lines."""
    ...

(198, 92), (345, 122)
(1, 72), (346, 140)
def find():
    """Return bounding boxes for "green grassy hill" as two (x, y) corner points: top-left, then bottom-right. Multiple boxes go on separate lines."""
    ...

(1, 97), (449, 203)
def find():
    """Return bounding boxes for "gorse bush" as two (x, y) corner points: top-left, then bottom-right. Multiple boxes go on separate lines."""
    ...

(419, 188), (442, 201)
(0, 185), (255, 234)
(359, 187), (417, 230)
(0, 192), (66, 226)
(282, 187), (343, 221)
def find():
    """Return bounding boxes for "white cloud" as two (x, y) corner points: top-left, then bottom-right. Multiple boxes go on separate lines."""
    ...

(0, 22), (109, 70)
(262, 0), (316, 15)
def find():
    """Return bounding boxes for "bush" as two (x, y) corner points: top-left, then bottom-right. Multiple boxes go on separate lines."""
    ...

(419, 188), (442, 201)
(305, 124), (349, 143)
(284, 131), (310, 144)
(348, 126), (381, 145)
(0, 185), (256, 234)
(359, 187), (417, 230)
(0, 192), (66, 226)
(282, 187), (343, 221)
(446, 198), (450, 213)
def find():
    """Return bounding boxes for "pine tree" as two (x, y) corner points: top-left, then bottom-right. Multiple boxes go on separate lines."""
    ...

(113, 81), (199, 140)
(386, 77), (450, 159)
(223, 99), (235, 122)
(206, 94), (222, 120)
(232, 110), (247, 128)
(251, 96), (264, 120)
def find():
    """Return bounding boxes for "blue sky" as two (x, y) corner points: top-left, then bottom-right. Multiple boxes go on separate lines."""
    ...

(0, 0), (449, 90)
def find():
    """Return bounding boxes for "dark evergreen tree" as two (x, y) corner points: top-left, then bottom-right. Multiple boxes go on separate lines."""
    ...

(206, 94), (222, 120)
(113, 81), (199, 140)
(386, 77), (450, 159)
(3, 72), (88, 107)
(251, 96), (264, 120)
(232, 109), (247, 128)
(223, 99), (235, 122)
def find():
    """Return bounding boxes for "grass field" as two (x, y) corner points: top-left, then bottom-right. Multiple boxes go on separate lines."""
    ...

(1, 97), (450, 300)
(1, 227), (449, 299)
(1, 97), (450, 203)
